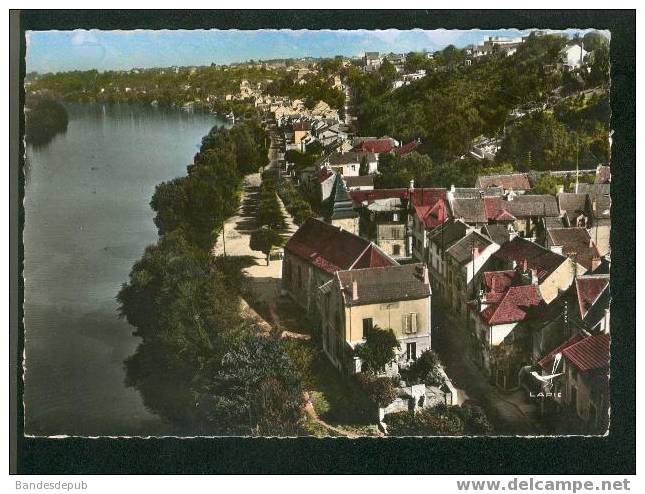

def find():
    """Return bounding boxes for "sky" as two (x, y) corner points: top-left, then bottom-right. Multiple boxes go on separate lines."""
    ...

(25, 28), (608, 73)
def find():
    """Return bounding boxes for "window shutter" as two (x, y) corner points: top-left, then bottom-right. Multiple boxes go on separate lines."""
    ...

(402, 314), (409, 334)
(411, 313), (418, 333)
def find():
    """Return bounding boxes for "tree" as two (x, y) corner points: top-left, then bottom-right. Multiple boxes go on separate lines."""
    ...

(355, 373), (398, 407)
(200, 335), (304, 435)
(353, 326), (399, 373)
(531, 174), (561, 195)
(359, 155), (369, 176)
(405, 350), (444, 386)
(253, 226), (284, 265)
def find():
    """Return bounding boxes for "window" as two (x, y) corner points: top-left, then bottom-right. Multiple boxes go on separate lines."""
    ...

(393, 213), (399, 222)
(297, 266), (302, 288)
(403, 313), (418, 334)
(393, 245), (401, 256)
(362, 318), (374, 339)
(406, 342), (417, 361)
(351, 165), (356, 171)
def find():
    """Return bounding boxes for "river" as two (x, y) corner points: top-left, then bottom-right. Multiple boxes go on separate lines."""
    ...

(23, 103), (228, 436)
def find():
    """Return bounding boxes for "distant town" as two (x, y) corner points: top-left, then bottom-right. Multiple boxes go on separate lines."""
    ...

(27, 29), (611, 436)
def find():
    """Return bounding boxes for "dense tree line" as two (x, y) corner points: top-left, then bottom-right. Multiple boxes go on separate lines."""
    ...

(25, 97), (69, 145)
(26, 65), (277, 108)
(118, 121), (308, 435)
(266, 73), (345, 110)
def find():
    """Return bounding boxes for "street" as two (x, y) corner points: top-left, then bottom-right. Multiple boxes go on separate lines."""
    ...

(432, 299), (544, 435)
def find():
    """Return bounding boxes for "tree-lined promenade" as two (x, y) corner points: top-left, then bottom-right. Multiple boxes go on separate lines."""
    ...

(117, 119), (312, 435)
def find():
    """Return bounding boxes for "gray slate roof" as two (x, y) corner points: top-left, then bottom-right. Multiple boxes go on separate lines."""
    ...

(446, 231), (495, 265)
(450, 197), (487, 224)
(336, 263), (431, 307)
(482, 224), (511, 246)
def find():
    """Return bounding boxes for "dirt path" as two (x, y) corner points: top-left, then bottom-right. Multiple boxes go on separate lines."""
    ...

(212, 131), (297, 305)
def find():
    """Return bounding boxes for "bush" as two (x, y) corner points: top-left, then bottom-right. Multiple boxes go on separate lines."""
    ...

(406, 349), (444, 387)
(457, 403), (494, 435)
(385, 405), (465, 436)
(355, 372), (398, 407)
(353, 326), (399, 374)
(308, 390), (330, 416)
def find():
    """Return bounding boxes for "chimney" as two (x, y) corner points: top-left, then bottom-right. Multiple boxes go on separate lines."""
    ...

(409, 179), (415, 191)
(591, 256), (602, 272)
(530, 269), (538, 285)
(602, 308), (610, 333)
(352, 279), (358, 301)
(423, 264), (429, 285)
(522, 258), (528, 273)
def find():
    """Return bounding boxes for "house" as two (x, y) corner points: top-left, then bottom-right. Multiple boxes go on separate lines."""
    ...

(469, 267), (544, 386)
(325, 151), (378, 177)
(484, 194), (560, 239)
(545, 227), (602, 274)
(282, 218), (397, 312)
(538, 332), (609, 433)
(326, 174), (360, 234)
(426, 219), (471, 300)
(360, 197), (408, 259)
(490, 236), (575, 303)
(292, 121), (311, 146)
(410, 187), (449, 261)
(482, 223), (513, 247)
(352, 137), (398, 155)
(363, 52), (382, 72)
(528, 273), (609, 370)
(394, 140), (421, 156)
(578, 183), (611, 257)
(319, 263), (432, 375)
(476, 173), (531, 194)
(316, 166), (336, 204)
(557, 193), (591, 228)
(343, 175), (375, 191)
(444, 230), (500, 318)
(447, 196), (488, 227)
(561, 43), (589, 71)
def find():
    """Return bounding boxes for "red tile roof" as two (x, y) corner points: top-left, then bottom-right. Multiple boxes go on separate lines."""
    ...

(478, 284), (542, 325)
(538, 334), (586, 370)
(482, 270), (517, 302)
(349, 188), (409, 205)
(394, 140), (420, 156)
(562, 333), (610, 372)
(575, 275), (610, 320)
(318, 167), (334, 183)
(493, 237), (568, 282)
(414, 200), (448, 229)
(285, 218), (396, 275)
(410, 188), (446, 207)
(353, 139), (394, 154)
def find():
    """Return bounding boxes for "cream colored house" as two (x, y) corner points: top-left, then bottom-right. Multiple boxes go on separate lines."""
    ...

(319, 263), (432, 375)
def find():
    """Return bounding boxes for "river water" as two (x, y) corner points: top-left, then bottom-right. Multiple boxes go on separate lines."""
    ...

(23, 103), (227, 436)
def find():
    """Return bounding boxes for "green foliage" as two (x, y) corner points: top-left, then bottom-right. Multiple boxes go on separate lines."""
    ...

(281, 339), (317, 388)
(385, 404), (465, 436)
(405, 350), (444, 387)
(457, 403), (494, 435)
(25, 98), (69, 145)
(359, 155), (369, 176)
(354, 373), (398, 407)
(201, 334), (304, 435)
(266, 71), (345, 110)
(531, 173), (561, 196)
(26, 64), (278, 108)
(257, 173), (287, 230)
(308, 390), (330, 416)
(353, 326), (399, 374)
(277, 179), (316, 225)
(150, 121), (268, 251)
(349, 34), (608, 167)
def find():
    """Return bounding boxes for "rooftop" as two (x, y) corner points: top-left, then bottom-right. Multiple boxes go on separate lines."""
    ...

(336, 263), (431, 307)
(539, 333), (610, 372)
(547, 227), (601, 271)
(493, 236), (568, 282)
(476, 173), (531, 190)
(285, 218), (396, 275)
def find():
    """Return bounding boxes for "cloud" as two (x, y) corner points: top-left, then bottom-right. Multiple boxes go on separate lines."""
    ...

(71, 30), (99, 46)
